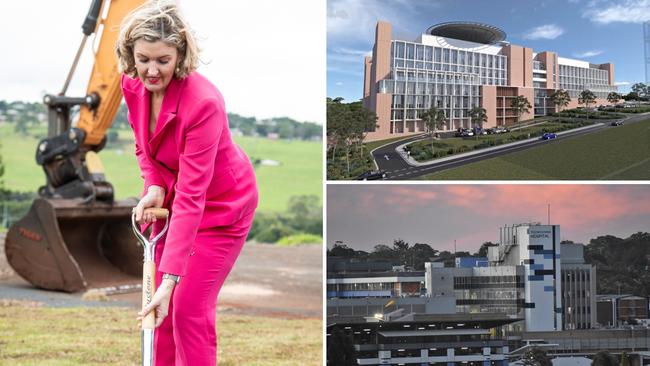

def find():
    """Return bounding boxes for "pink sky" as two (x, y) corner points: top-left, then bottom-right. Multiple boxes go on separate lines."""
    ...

(327, 184), (650, 251)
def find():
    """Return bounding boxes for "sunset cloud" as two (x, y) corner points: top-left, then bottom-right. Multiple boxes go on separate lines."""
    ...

(442, 185), (650, 228)
(328, 184), (650, 251)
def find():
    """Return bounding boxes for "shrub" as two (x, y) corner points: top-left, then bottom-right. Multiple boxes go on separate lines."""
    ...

(247, 195), (322, 243)
(255, 222), (295, 243)
(276, 233), (322, 246)
(0, 189), (37, 228)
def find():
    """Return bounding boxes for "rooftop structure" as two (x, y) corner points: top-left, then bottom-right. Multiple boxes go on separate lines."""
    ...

(426, 21), (507, 44)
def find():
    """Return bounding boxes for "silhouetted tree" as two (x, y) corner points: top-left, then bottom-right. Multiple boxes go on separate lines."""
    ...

(475, 242), (495, 257)
(592, 350), (618, 366)
(328, 242), (357, 257)
(522, 347), (552, 366)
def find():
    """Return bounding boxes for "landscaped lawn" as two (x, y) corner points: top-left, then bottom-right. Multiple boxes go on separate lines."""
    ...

(417, 117), (650, 180)
(407, 120), (593, 162)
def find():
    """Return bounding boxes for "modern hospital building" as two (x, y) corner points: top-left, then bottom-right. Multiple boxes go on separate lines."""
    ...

(362, 21), (618, 141)
(328, 223), (597, 332)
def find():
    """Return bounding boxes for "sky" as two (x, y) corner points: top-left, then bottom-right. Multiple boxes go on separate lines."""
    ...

(0, 1), (325, 124)
(327, 184), (650, 252)
(327, 0), (650, 102)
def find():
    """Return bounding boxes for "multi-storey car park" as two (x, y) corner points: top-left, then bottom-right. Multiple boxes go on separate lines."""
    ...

(363, 21), (618, 141)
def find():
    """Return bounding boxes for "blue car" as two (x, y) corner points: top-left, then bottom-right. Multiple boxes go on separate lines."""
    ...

(541, 133), (557, 140)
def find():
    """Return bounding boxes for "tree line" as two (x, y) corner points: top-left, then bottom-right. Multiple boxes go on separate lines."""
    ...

(327, 238), (493, 270)
(584, 232), (650, 296)
(0, 100), (322, 141)
(329, 232), (650, 297)
(326, 97), (377, 179)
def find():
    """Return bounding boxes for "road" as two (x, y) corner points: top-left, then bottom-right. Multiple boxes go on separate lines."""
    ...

(371, 114), (647, 180)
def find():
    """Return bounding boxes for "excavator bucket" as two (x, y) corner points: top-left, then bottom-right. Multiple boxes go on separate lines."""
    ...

(5, 197), (144, 293)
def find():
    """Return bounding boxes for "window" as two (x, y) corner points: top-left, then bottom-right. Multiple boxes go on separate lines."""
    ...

(435, 47), (441, 62)
(407, 82), (415, 94)
(406, 43), (414, 59)
(393, 95), (403, 108)
(443, 48), (450, 63)
(396, 42), (405, 59)
(425, 46), (433, 62)
(451, 49), (458, 64)
(416, 45), (424, 61)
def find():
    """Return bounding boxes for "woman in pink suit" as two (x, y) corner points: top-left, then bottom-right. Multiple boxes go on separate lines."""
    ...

(116, 2), (257, 365)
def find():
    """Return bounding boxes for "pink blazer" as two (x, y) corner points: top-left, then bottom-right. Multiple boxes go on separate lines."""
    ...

(122, 72), (258, 276)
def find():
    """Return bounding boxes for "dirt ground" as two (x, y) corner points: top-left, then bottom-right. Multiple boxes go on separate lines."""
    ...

(0, 233), (323, 319)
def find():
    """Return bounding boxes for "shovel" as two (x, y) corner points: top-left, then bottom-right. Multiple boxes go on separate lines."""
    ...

(131, 207), (169, 366)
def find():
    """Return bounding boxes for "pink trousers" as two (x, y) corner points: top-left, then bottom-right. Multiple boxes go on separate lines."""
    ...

(152, 210), (255, 366)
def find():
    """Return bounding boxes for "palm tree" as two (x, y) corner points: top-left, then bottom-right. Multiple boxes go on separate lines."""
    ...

(578, 89), (597, 110)
(468, 106), (487, 140)
(511, 95), (532, 124)
(420, 106), (447, 155)
(549, 89), (570, 113)
(607, 92), (621, 106)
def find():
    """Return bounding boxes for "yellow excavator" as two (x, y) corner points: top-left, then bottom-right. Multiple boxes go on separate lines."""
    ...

(5, 0), (147, 293)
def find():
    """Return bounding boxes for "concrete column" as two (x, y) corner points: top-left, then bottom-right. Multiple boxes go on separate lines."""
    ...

(363, 56), (373, 112)
(367, 21), (393, 141)
(501, 44), (534, 88)
(481, 85), (497, 128)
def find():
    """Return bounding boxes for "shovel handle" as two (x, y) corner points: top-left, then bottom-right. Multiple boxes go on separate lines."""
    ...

(142, 260), (156, 329)
(143, 208), (169, 219)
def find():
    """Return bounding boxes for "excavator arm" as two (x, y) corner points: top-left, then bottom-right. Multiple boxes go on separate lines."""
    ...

(6, 0), (149, 293)
(77, 0), (145, 146)
(38, 0), (145, 202)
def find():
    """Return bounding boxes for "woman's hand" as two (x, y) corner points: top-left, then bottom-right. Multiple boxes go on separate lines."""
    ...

(137, 278), (176, 328)
(134, 185), (165, 225)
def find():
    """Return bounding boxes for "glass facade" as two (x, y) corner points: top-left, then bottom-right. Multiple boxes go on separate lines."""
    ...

(378, 40), (508, 131)
(558, 64), (616, 99)
(454, 275), (525, 316)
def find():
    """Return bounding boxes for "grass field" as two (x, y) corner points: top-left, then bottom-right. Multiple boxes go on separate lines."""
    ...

(418, 117), (650, 180)
(0, 301), (321, 366)
(0, 124), (322, 213)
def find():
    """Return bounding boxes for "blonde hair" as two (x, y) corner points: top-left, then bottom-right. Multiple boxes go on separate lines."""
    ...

(116, 0), (199, 79)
